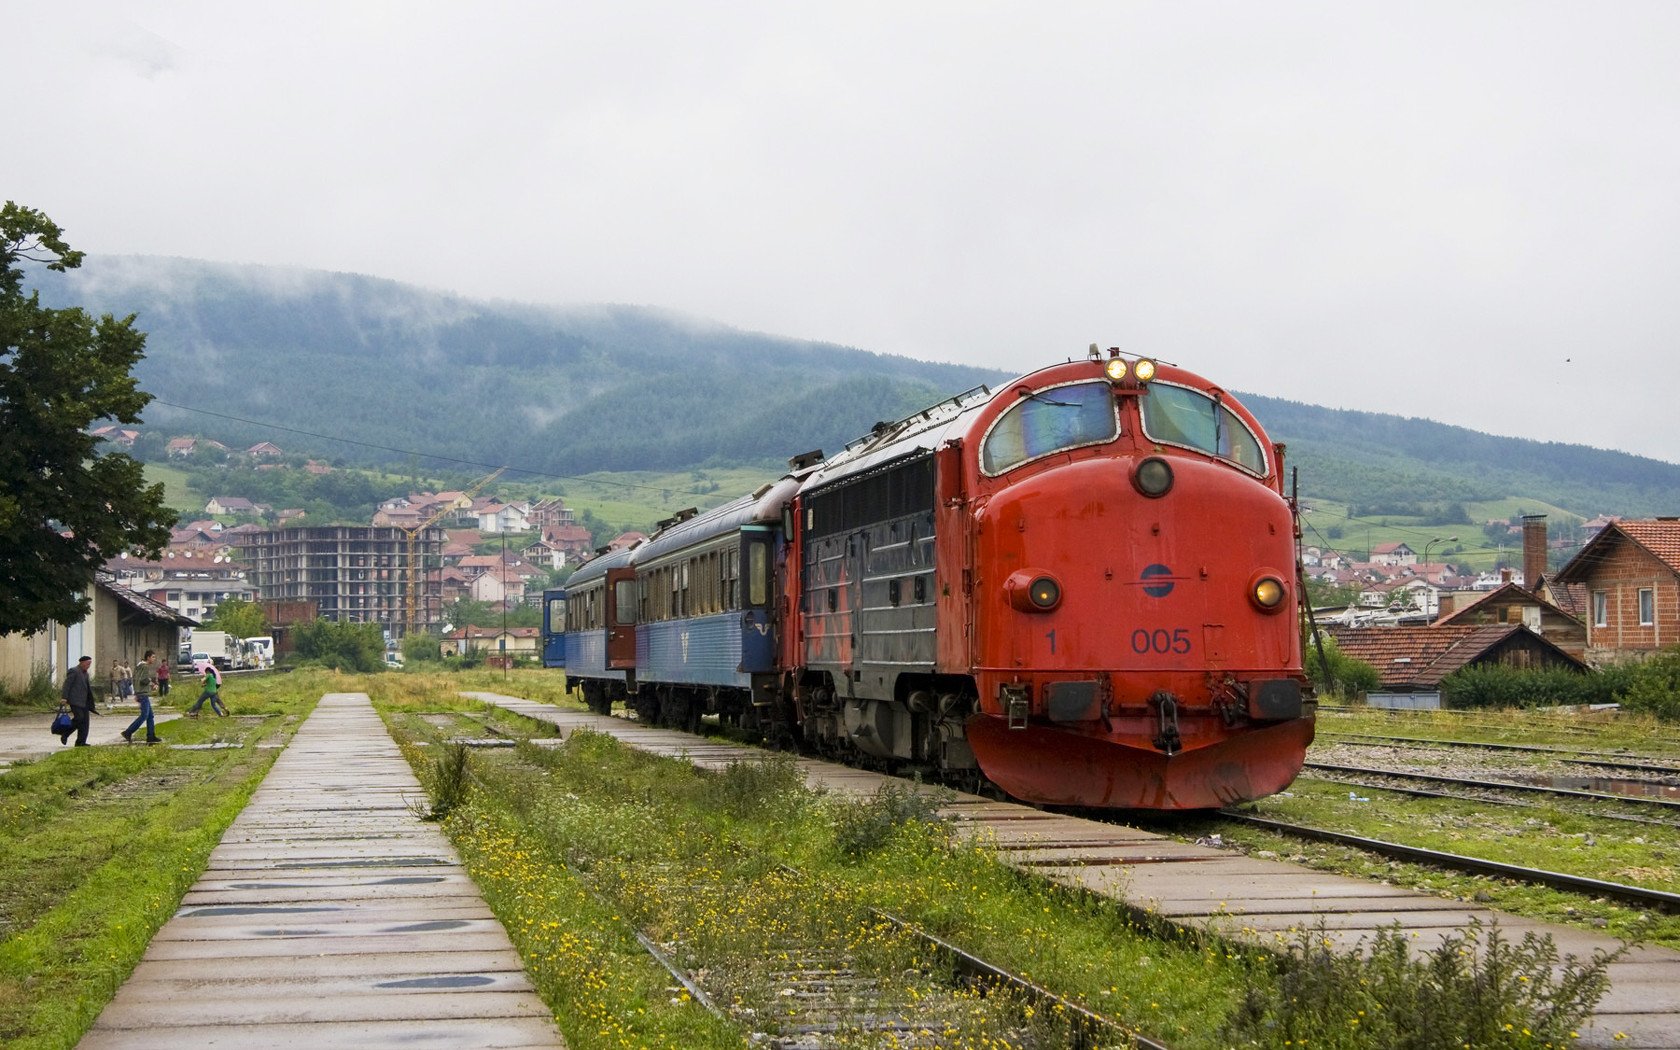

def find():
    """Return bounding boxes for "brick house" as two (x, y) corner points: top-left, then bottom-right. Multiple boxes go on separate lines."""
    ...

(1550, 518), (1680, 664)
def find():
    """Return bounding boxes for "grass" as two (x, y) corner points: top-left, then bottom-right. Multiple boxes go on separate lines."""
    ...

(140, 461), (200, 515)
(0, 671), (336, 1049)
(373, 679), (1618, 1049)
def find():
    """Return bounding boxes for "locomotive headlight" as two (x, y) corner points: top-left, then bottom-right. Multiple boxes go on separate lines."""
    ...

(1005, 570), (1063, 612)
(1250, 572), (1287, 613)
(1104, 357), (1128, 382)
(1132, 456), (1174, 497)
(1132, 358), (1157, 383)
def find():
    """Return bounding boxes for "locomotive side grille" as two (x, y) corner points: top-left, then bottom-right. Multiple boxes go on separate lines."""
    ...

(806, 453), (935, 538)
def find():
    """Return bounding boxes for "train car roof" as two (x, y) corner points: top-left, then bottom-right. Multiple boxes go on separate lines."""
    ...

(634, 492), (760, 565)
(800, 383), (994, 493)
(565, 543), (637, 587)
(633, 471), (806, 566)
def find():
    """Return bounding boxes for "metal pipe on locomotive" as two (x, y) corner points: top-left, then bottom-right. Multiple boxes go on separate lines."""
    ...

(544, 348), (1315, 810)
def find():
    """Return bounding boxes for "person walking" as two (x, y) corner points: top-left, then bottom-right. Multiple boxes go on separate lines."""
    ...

(187, 663), (227, 717)
(122, 650), (162, 744)
(156, 657), (171, 698)
(61, 655), (96, 746)
(108, 658), (125, 706)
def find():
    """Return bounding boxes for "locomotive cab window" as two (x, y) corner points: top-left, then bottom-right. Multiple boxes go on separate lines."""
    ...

(981, 381), (1119, 475)
(1139, 382), (1267, 475)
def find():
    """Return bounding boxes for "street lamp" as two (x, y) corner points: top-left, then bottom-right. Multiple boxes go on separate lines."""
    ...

(1423, 536), (1458, 565)
(1421, 536), (1458, 618)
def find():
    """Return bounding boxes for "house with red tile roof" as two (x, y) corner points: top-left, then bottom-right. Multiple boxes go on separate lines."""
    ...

(1369, 541), (1417, 566)
(1435, 582), (1587, 661)
(1325, 623), (1587, 706)
(1551, 518), (1680, 664)
(205, 496), (262, 516)
(443, 625), (539, 659)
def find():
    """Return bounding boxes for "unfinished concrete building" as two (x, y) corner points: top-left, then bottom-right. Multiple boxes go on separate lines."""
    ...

(244, 525), (445, 637)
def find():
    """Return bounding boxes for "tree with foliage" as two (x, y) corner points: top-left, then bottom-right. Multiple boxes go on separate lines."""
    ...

(205, 597), (268, 639)
(401, 631), (443, 663)
(290, 618), (385, 672)
(0, 203), (174, 634)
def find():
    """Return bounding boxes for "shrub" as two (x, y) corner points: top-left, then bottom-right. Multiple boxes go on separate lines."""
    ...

(1304, 635), (1381, 700)
(701, 752), (810, 821)
(1440, 663), (1614, 710)
(401, 631), (443, 663)
(1, 662), (58, 707)
(1611, 647), (1680, 721)
(1223, 918), (1619, 1049)
(829, 782), (947, 860)
(422, 742), (472, 820)
(291, 618), (385, 672)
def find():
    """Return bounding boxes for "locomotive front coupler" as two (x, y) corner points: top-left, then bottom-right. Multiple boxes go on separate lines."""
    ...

(1149, 690), (1183, 755)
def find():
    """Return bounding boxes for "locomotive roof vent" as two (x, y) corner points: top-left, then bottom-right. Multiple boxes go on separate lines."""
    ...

(788, 449), (824, 470)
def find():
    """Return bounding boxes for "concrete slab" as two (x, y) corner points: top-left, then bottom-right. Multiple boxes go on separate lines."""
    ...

(78, 1017), (565, 1050)
(78, 693), (564, 1049)
(122, 950), (531, 982)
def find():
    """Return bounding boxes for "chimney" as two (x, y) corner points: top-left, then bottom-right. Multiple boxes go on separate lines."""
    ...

(1501, 567), (1513, 584)
(1437, 594), (1456, 620)
(1522, 515), (1547, 588)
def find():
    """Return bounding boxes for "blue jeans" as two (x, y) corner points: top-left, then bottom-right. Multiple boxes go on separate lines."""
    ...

(125, 694), (157, 739)
(188, 689), (226, 716)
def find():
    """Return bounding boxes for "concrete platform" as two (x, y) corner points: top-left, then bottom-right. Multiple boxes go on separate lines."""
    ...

(0, 707), (185, 768)
(78, 692), (564, 1050)
(465, 690), (1680, 1049)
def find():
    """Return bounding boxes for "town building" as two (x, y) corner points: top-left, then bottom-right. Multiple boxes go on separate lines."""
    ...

(105, 550), (258, 623)
(0, 574), (196, 692)
(243, 525), (446, 637)
(442, 625), (540, 660)
(1435, 582), (1587, 661)
(1550, 517), (1680, 665)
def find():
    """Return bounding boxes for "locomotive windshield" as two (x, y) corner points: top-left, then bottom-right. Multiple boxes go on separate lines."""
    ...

(1140, 382), (1267, 474)
(981, 381), (1119, 475)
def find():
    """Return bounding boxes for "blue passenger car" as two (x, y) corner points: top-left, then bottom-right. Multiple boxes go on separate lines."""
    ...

(552, 544), (635, 713)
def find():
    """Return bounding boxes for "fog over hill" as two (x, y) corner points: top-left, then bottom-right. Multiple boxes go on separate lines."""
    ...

(35, 257), (1680, 519)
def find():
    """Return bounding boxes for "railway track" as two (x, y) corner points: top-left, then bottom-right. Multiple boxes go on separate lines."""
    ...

(1299, 765), (1679, 829)
(1321, 731), (1680, 777)
(631, 873), (1155, 1048)
(1216, 810), (1680, 915)
(1303, 759), (1680, 817)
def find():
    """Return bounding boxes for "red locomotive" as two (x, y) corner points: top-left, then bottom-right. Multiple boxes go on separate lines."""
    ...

(548, 348), (1314, 809)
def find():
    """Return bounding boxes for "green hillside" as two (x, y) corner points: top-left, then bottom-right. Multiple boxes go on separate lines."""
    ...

(49, 257), (1680, 570)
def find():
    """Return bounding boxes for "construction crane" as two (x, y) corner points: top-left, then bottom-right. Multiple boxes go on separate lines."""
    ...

(402, 467), (506, 637)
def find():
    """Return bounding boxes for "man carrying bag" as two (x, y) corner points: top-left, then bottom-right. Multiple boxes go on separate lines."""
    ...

(61, 655), (95, 746)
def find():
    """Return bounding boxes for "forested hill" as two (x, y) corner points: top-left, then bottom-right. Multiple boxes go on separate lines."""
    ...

(39, 256), (1005, 477)
(34, 256), (1680, 518)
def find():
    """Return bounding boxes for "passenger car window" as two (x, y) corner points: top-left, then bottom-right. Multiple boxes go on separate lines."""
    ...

(981, 381), (1119, 475)
(1140, 383), (1266, 474)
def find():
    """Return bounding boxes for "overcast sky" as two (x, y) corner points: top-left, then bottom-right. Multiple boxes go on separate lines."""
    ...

(12, 3), (1680, 463)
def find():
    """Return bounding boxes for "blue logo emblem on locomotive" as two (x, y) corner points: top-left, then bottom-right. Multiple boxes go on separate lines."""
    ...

(1140, 564), (1175, 598)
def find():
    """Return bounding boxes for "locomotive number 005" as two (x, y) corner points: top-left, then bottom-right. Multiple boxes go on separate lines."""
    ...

(1131, 627), (1192, 655)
